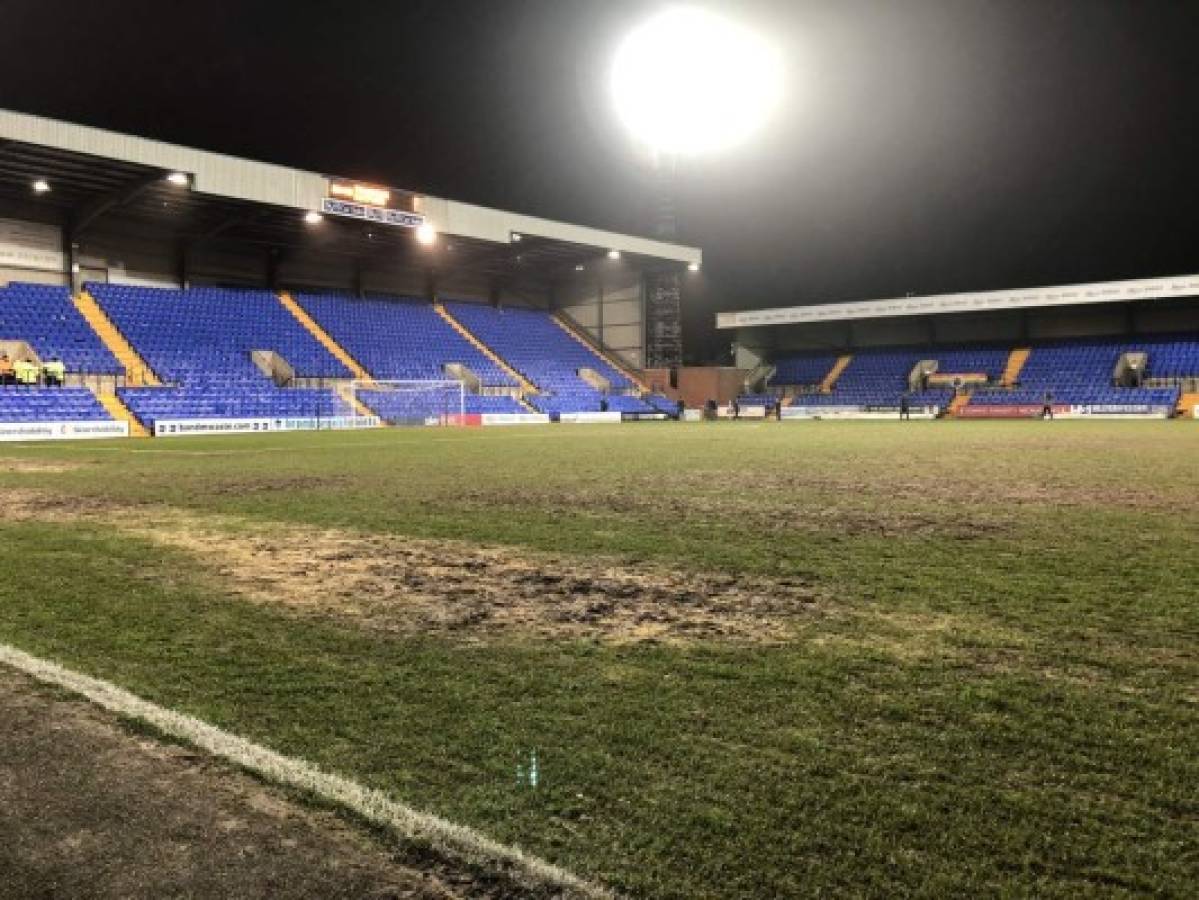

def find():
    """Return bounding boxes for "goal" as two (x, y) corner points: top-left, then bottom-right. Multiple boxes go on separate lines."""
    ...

(349, 379), (465, 426)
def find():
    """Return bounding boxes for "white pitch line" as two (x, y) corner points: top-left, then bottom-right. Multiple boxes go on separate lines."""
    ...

(0, 642), (612, 900)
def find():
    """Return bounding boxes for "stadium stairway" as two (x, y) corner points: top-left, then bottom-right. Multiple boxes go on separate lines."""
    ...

(946, 393), (971, 417)
(73, 290), (160, 386)
(276, 292), (374, 384)
(431, 302), (539, 401)
(87, 386), (149, 437)
(1178, 392), (1199, 419)
(333, 382), (381, 419)
(1001, 347), (1031, 386)
(552, 313), (651, 393)
(820, 354), (853, 393)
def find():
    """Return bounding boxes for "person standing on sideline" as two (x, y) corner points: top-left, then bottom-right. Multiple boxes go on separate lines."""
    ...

(899, 392), (911, 421)
(43, 356), (65, 387)
(731, 397), (741, 420)
(1041, 390), (1055, 420)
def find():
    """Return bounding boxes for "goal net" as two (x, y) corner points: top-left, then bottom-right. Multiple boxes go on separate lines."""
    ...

(349, 379), (465, 426)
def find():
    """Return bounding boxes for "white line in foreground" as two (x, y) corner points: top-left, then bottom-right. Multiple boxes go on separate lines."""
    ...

(0, 642), (611, 900)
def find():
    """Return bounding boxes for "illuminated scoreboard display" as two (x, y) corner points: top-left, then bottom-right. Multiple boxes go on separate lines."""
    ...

(321, 180), (425, 228)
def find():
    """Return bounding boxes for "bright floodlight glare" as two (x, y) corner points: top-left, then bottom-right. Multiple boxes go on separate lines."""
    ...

(415, 222), (437, 246)
(607, 249), (621, 260)
(611, 6), (782, 156)
(32, 178), (50, 193)
(166, 172), (189, 186)
(688, 261), (700, 272)
(304, 211), (323, 224)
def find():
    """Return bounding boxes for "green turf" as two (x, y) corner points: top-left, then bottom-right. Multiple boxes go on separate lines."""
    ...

(0, 421), (1196, 897)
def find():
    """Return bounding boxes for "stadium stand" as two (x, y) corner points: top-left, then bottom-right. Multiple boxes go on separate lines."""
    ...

(0, 385), (114, 422)
(646, 393), (680, 415)
(442, 302), (634, 412)
(771, 353), (840, 386)
(465, 395), (527, 414)
(0, 282), (121, 374)
(967, 335), (1189, 408)
(294, 293), (518, 386)
(605, 394), (658, 414)
(86, 284), (354, 428)
(780, 347), (953, 409)
(89, 284), (351, 382)
(116, 385), (352, 428)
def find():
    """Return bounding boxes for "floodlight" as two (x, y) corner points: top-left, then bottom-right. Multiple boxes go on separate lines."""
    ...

(511, 232), (522, 242)
(415, 222), (437, 246)
(304, 211), (323, 224)
(166, 172), (190, 186)
(688, 261), (700, 272)
(611, 6), (782, 156)
(575, 264), (585, 271)
(32, 178), (50, 193)
(608, 249), (621, 260)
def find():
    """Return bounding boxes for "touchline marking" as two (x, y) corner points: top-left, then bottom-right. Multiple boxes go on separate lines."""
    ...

(0, 642), (612, 900)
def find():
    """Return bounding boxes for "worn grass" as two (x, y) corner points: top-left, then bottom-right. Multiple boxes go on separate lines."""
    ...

(0, 421), (1196, 898)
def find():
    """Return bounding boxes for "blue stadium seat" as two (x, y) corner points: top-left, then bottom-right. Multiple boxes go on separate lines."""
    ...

(87, 283), (354, 428)
(0, 385), (113, 422)
(295, 293), (517, 387)
(0, 282), (121, 374)
(444, 302), (634, 412)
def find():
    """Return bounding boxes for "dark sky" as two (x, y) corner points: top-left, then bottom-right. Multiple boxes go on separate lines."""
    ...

(2, 0), (1198, 359)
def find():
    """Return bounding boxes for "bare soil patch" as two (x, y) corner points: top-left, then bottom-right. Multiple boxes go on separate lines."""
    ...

(3, 489), (819, 644)
(0, 458), (84, 474)
(0, 666), (483, 899)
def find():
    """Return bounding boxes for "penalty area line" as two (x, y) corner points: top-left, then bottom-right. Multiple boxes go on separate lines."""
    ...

(0, 641), (612, 900)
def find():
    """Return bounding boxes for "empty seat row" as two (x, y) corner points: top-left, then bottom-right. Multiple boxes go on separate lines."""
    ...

(0, 386), (113, 422)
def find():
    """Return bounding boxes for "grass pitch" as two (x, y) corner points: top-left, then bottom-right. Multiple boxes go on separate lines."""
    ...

(0, 421), (1196, 898)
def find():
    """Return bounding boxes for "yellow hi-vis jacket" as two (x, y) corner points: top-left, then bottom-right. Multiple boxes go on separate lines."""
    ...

(14, 360), (39, 385)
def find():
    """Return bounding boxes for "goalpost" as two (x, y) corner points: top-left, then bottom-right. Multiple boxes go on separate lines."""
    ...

(349, 379), (466, 426)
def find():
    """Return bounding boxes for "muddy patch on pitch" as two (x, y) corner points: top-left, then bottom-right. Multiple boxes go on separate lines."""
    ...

(2, 488), (819, 644)
(0, 458), (85, 475)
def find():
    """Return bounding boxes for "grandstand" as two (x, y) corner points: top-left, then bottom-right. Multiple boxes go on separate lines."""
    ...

(0, 108), (696, 436)
(727, 277), (1199, 419)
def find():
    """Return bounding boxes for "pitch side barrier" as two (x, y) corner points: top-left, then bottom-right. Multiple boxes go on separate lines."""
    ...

(153, 415), (381, 437)
(957, 403), (1174, 420)
(782, 405), (940, 421)
(0, 420), (130, 441)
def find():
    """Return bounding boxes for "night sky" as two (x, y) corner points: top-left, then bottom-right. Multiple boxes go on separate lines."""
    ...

(2, 0), (1197, 361)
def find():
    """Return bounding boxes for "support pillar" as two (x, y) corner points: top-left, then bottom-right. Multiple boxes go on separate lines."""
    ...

(597, 278), (605, 349)
(63, 227), (80, 295)
(175, 240), (190, 290)
(353, 259), (364, 298)
(266, 247), (282, 292)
